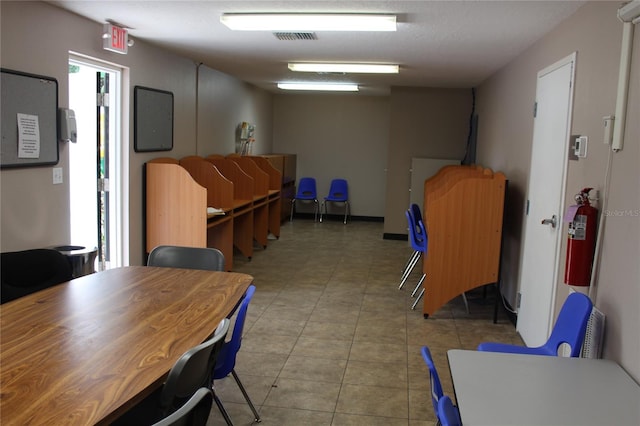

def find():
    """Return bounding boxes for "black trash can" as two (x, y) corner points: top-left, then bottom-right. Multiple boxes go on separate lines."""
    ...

(50, 245), (98, 278)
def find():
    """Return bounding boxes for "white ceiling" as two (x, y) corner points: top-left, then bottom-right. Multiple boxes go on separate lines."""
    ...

(49, 1), (586, 95)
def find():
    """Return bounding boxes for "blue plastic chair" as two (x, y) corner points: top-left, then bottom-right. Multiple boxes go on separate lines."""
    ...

(211, 285), (260, 425)
(320, 178), (350, 224)
(410, 203), (423, 227)
(405, 206), (468, 312)
(421, 346), (446, 418)
(398, 208), (423, 290)
(399, 208), (426, 291)
(477, 292), (593, 357)
(290, 177), (319, 222)
(410, 219), (431, 310)
(437, 395), (462, 426)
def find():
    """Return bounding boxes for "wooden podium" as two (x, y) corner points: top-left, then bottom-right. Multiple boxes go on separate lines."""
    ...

(421, 165), (507, 317)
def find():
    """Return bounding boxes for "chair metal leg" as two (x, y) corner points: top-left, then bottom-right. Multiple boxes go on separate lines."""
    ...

(411, 273), (426, 297)
(290, 200), (295, 222)
(411, 287), (425, 310)
(231, 369), (261, 423)
(461, 292), (469, 314)
(399, 250), (420, 288)
(343, 201), (349, 224)
(319, 201), (348, 224)
(398, 251), (420, 289)
(213, 391), (234, 426)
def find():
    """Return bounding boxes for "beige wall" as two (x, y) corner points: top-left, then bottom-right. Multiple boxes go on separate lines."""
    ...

(384, 87), (471, 235)
(272, 94), (390, 216)
(476, 1), (639, 380)
(0, 1), (273, 265)
(196, 66), (273, 156)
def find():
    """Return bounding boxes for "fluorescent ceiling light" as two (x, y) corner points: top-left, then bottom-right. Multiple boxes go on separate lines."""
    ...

(289, 63), (399, 74)
(277, 82), (359, 92)
(220, 13), (397, 32)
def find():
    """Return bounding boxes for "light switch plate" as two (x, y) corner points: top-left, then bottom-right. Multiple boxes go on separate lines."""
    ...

(53, 167), (63, 184)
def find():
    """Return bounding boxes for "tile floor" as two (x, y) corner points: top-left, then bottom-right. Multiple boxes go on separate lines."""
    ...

(208, 219), (523, 425)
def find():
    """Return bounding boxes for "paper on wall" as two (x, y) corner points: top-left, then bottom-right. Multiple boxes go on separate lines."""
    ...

(17, 113), (41, 159)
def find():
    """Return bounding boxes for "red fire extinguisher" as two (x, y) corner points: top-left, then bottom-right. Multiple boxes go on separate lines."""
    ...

(564, 188), (598, 286)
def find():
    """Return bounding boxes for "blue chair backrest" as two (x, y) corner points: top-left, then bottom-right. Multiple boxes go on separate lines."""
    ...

(327, 179), (348, 201)
(406, 210), (422, 252)
(406, 209), (428, 253)
(296, 177), (317, 199)
(213, 285), (256, 379)
(437, 395), (461, 426)
(546, 292), (593, 356)
(421, 346), (444, 417)
(417, 220), (428, 253)
(410, 203), (423, 225)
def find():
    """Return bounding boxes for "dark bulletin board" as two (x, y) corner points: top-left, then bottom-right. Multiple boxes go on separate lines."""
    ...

(1, 68), (59, 168)
(134, 86), (174, 152)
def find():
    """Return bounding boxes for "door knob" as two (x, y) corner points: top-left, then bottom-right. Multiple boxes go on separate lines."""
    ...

(541, 215), (557, 228)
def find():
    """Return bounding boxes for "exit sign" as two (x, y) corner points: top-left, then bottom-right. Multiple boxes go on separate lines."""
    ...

(103, 24), (128, 54)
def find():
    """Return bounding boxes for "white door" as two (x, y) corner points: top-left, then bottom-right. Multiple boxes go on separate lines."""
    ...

(69, 56), (126, 270)
(516, 53), (576, 346)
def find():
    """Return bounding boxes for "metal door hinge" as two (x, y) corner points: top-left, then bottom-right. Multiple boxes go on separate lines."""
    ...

(97, 93), (110, 107)
(517, 292), (522, 309)
(533, 101), (538, 118)
(98, 178), (109, 192)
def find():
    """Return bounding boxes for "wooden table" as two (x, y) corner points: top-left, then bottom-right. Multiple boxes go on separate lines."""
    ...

(0, 266), (252, 425)
(447, 349), (640, 426)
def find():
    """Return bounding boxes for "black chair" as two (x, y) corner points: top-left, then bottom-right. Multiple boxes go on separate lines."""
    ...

(152, 387), (213, 426)
(147, 245), (225, 271)
(1, 248), (73, 304)
(115, 318), (230, 425)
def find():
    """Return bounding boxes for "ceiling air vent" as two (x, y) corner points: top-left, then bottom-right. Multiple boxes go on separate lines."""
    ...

(273, 32), (318, 41)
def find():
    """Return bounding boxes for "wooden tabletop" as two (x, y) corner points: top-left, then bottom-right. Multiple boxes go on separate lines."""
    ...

(0, 266), (252, 425)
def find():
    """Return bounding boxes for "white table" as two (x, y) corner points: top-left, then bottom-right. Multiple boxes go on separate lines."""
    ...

(447, 349), (640, 426)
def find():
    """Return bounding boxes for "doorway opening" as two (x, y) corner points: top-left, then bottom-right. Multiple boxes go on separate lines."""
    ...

(68, 55), (127, 270)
